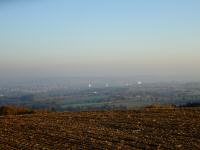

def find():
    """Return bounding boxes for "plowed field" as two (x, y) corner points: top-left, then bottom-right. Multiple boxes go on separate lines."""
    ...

(0, 108), (200, 149)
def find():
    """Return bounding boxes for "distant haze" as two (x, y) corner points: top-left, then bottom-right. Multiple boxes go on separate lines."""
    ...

(0, 0), (200, 81)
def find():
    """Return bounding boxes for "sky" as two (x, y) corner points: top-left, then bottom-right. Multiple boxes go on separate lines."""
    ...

(0, 0), (200, 81)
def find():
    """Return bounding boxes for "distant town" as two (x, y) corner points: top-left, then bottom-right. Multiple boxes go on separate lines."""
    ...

(0, 78), (200, 111)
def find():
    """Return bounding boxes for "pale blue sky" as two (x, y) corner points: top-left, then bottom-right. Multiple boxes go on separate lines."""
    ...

(0, 0), (200, 80)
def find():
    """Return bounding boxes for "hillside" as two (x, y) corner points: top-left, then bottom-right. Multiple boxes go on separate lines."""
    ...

(0, 108), (200, 149)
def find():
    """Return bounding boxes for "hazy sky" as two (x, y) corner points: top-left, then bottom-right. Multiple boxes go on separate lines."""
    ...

(0, 0), (200, 80)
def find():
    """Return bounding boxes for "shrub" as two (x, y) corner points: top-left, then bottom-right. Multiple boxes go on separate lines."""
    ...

(144, 104), (176, 110)
(0, 105), (35, 116)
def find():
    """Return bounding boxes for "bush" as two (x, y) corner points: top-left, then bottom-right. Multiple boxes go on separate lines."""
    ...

(180, 102), (200, 107)
(0, 105), (35, 116)
(144, 104), (176, 110)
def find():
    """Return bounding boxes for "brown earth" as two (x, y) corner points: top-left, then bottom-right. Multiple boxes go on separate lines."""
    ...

(0, 108), (200, 150)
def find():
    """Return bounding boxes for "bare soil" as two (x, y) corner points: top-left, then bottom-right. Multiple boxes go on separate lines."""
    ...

(0, 108), (200, 149)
